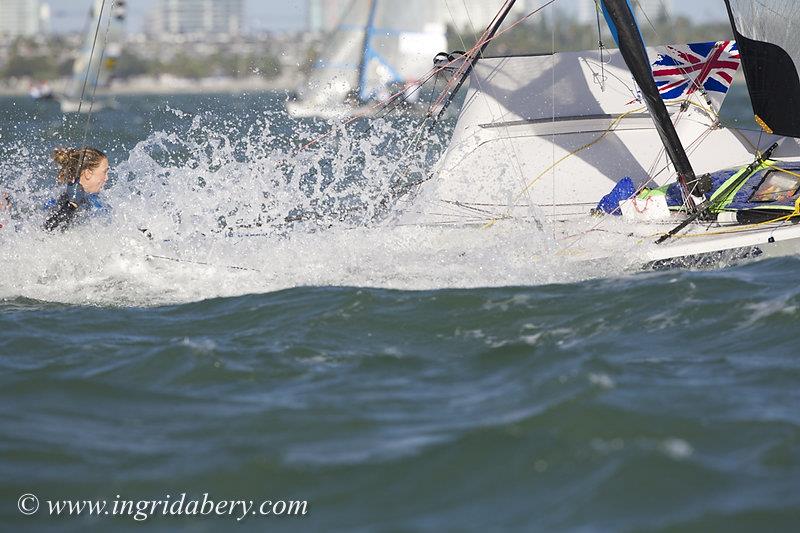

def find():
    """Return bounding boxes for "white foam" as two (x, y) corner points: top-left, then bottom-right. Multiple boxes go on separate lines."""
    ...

(0, 110), (639, 307)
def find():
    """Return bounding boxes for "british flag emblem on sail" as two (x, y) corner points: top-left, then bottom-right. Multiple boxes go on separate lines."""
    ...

(652, 41), (741, 102)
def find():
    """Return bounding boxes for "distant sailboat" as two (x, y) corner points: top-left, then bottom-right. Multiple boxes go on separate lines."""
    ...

(397, 0), (800, 269)
(288, 0), (447, 119)
(58, 0), (126, 113)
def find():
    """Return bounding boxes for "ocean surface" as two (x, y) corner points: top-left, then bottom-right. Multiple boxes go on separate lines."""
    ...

(1, 87), (799, 532)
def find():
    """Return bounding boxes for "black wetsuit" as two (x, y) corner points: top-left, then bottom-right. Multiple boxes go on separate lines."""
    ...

(43, 183), (110, 232)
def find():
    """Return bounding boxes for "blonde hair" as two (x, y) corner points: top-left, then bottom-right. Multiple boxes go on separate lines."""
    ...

(53, 147), (107, 184)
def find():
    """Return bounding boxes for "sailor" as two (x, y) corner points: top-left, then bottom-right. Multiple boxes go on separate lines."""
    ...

(43, 147), (110, 231)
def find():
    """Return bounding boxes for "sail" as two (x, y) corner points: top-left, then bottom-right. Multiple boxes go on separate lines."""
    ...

(299, 0), (373, 108)
(724, 0), (800, 137)
(63, 0), (126, 102)
(360, 3), (447, 101)
(399, 49), (760, 225)
(295, 0), (446, 112)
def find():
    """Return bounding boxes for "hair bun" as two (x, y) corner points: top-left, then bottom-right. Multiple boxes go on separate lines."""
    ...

(52, 146), (107, 184)
(53, 147), (73, 166)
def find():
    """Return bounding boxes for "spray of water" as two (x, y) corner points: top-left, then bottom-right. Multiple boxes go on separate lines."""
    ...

(0, 103), (638, 306)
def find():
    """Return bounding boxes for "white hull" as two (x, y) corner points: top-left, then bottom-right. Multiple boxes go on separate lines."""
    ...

(390, 215), (800, 271)
(286, 100), (378, 120)
(58, 97), (114, 114)
(643, 221), (800, 269)
(574, 218), (800, 270)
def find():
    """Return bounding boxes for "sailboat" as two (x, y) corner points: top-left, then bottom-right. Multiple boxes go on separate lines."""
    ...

(396, 0), (800, 269)
(287, 0), (447, 119)
(58, 0), (126, 113)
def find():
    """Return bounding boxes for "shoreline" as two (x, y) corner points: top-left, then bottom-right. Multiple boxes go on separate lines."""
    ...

(0, 74), (300, 97)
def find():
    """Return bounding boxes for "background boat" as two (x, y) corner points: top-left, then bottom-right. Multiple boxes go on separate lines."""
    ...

(57, 0), (126, 113)
(287, 0), (447, 119)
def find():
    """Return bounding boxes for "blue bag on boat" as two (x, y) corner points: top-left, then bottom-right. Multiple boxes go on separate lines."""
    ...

(596, 177), (636, 215)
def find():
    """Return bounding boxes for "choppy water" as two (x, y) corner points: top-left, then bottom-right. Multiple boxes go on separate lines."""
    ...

(1, 89), (799, 532)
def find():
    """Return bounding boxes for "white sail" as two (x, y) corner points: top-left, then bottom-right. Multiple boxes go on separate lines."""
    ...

(290, 0), (446, 117)
(62, 0), (126, 108)
(297, 0), (372, 111)
(400, 47), (790, 226)
(361, 3), (447, 101)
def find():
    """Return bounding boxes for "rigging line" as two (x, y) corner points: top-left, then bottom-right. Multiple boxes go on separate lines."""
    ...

(146, 254), (262, 273)
(429, 0), (558, 116)
(444, 0), (471, 56)
(371, 57), (462, 121)
(71, 0), (114, 195)
(484, 106), (645, 229)
(296, 3), (556, 199)
(437, 4), (544, 224)
(756, 127), (765, 156)
(363, 4), (537, 127)
(300, 34), (491, 151)
(459, 1), (560, 226)
(435, 201), (505, 219)
(644, 103), (692, 182)
(426, 72), (440, 116)
(383, 116), (432, 190)
(449, 200), (592, 207)
(633, 0), (664, 43)
(594, 0), (607, 88)
(60, 3), (95, 98)
(439, 200), (502, 215)
(430, 0), (499, 115)
(459, 0), (480, 41)
(640, 97), (719, 193)
(430, 208), (503, 221)
(74, 0), (108, 116)
(297, 48), (474, 154)
(639, 128), (711, 195)
(495, 111), (715, 241)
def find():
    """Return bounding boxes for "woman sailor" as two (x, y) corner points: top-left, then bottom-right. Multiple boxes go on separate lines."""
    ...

(44, 147), (111, 231)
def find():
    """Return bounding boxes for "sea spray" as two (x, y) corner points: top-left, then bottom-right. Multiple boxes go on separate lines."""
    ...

(0, 94), (630, 306)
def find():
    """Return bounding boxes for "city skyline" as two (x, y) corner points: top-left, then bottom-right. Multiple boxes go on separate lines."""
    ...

(11, 0), (729, 35)
(154, 0), (244, 36)
(0, 0), (46, 36)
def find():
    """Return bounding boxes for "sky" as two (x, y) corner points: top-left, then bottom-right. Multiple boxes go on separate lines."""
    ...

(44, 0), (728, 34)
(45, 0), (308, 33)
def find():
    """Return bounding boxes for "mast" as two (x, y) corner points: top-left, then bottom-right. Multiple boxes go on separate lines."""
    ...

(357, 0), (379, 102)
(600, 0), (702, 208)
(431, 0), (518, 120)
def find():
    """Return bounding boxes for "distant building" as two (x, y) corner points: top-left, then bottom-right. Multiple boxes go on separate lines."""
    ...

(155, 0), (243, 38)
(0, 0), (42, 37)
(39, 2), (51, 34)
(308, 1), (525, 34)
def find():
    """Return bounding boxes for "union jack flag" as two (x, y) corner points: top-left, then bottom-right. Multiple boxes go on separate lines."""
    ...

(651, 41), (741, 102)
